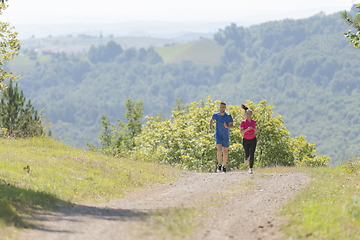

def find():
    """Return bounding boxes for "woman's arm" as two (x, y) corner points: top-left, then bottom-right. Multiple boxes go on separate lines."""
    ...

(240, 126), (252, 135)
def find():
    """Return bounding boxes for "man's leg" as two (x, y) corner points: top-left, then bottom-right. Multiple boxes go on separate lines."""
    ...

(222, 137), (229, 167)
(222, 147), (228, 167)
(216, 144), (223, 165)
(216, 144), (223, 172)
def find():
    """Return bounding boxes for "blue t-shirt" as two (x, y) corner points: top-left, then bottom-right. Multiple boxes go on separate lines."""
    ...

(212, 112), (233, 139)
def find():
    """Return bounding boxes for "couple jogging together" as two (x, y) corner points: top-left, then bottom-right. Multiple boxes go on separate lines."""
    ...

(208, 102), (258, 174)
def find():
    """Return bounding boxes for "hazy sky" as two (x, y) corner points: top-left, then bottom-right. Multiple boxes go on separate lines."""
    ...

(1, 0), (355, 25)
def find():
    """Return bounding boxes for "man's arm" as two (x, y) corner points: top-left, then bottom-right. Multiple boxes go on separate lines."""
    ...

(224, 115), (234, 129)
(208, 118), (213, 133)
(224, 122), (234, 129)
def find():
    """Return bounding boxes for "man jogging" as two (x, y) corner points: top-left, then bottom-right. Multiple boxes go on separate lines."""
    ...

(208, 102), (234, 173)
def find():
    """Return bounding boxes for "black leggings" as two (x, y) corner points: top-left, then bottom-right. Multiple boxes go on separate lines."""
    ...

(242, 137), (257, 168)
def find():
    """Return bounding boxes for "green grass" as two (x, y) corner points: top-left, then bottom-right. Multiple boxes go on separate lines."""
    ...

(137, 206), (203, 239)
(7, 55), (52, 74)
(241, 165), (360, 239)
(155, 39), (223, 65)
(8, 55), (51, 66)
(156, 41), (197, 62)
(0, 137), (179, 233)
(279, 162), (360, 239)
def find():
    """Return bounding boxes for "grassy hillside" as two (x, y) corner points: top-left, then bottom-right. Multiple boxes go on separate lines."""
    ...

(0, 137), (179, 237)
(6, 55), (52, 74)
(1, 137), (359, 239)
(155, 39), (223, 65)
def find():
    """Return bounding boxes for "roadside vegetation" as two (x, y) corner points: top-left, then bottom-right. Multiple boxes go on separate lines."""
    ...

(2, 145), (359, 240)
(0, 137), (179, 237)
(279, 155), (360, 239)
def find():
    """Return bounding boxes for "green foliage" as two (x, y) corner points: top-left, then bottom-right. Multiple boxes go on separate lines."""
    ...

(249, 100), (293, 166)
(132, 97), (217, 171)
(88, 40), (123, 63)
(0, 3), (21, 89)
(280, 165), (360, 239)
(343, 153), (360, 173)
(143, 207), (201, 238)
(132, 97), (328, 171)
(249, 100), (329, 167)
(115, 46), (163, 65)
(95, 115), (120, 155)
(124, 98), (144, 147)
(97, 98), (143, 156)
(342, 4), (360, 48)
(0, 81), (44, 138)
(214, 23), (250, 49)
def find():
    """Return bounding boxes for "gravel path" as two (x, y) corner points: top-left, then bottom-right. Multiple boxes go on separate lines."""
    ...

(19, 171), (309, 240)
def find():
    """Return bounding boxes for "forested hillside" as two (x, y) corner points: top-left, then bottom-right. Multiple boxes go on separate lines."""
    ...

(8, 9), (360, 163)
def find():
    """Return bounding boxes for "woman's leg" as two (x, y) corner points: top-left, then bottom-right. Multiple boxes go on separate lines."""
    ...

(249, 138), (257, 168)
(242, 138), (250, 160)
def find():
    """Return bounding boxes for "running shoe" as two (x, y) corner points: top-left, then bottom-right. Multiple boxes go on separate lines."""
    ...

(217, 164), (222, 172)
(248, 168), (253, 174)
(244, 158), (249, 166)
(223, 166), (227, 173)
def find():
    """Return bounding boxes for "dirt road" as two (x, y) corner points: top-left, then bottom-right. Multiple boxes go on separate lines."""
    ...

(19, 171), (309, 240)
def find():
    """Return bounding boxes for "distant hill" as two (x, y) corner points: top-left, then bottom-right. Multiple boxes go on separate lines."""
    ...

(155, 39), (223, 65)
(18, 35), (185, 55)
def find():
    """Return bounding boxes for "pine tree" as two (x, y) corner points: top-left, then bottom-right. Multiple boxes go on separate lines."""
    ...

(0, 81), (44, 137)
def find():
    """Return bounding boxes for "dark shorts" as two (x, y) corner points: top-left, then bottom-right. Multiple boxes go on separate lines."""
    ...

(215, 136), (229, 148)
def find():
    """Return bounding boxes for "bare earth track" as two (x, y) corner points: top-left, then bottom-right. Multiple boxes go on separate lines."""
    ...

(19, 171), (309, 240)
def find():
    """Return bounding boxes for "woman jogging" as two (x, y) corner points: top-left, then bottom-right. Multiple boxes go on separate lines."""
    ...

(240, 104), (258, 174)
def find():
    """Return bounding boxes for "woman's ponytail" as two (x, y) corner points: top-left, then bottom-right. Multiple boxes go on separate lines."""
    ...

(241, 104), (248, 112)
